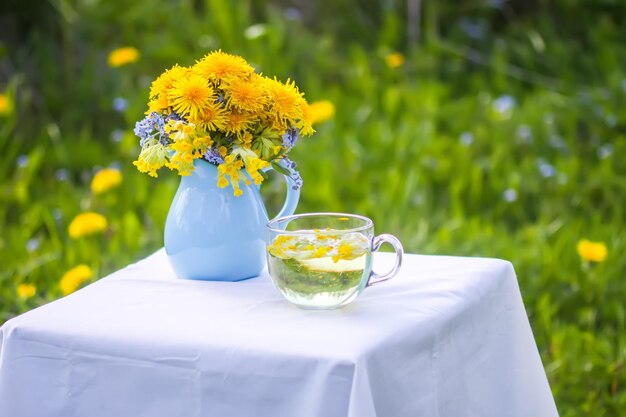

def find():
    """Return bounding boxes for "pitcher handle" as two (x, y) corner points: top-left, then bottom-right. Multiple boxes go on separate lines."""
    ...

(271, 159), (300, 220)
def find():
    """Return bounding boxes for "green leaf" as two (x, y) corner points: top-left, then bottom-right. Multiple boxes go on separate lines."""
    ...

(271, 162), (291, 177)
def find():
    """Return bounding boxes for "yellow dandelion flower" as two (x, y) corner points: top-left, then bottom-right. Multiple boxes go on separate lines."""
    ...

(224, 74), (267, 113)
(168, 73), (214, 119)
(385, 52), (405, 69)
(60, 264), (93, 296)
(188, 102), (228, 132)
(298, 101), (315, 136)
(149, 64), (189, 100)
(194, 50), (255, 80)
(0, 94), (11, 115)
(577, 239), (608, 263)
(265, 77), (305, 122)
(108, 46), (140, 68)
(225, 111), (256, 136)
(308, 100), (335, 125)
(147, 95), (170, 114)
(68, 212), (108, 239)
(91, 168), (122, 195)
(17, 283), (36, 299)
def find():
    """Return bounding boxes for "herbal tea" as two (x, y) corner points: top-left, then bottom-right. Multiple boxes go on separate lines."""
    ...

(267, 230), (371, 308)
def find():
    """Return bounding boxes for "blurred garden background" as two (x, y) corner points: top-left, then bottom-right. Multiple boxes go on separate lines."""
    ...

(1, 0), (625, 414)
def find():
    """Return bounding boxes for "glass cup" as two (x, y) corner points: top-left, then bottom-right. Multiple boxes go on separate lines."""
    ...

(266, 213), (403, 309)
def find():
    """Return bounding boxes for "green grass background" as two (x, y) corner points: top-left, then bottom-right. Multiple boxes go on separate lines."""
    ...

(1, 0), (625, 414)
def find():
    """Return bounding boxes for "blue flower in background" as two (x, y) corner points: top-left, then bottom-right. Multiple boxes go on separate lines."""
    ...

(597, 144), (613, 159)
(55, 169), (69, 181)
(493, 95), (516, 116)
(503, 188), (518, 203)
(112, 97), (128, 112)
(537, 158), (556, 178)
(26, 238), (40, 252)
(111, 129), (123, 143)
(548, 135), (567, 151)
(459, 132), (474, 146)
(516, 125), (533, 144)
(17, 155), (28, 168)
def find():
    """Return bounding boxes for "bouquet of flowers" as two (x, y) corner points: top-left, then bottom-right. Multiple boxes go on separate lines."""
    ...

(133, 50), (313, 196)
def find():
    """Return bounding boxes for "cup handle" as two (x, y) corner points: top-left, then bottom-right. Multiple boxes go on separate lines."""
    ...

(367, 234), (404, 286)
(270, 159), (300, 220)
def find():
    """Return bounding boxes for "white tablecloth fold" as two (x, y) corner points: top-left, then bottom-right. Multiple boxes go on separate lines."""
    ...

(0, 250), (558, 417)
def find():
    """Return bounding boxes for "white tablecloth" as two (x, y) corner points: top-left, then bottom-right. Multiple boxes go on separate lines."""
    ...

(0, 250), (558, 417)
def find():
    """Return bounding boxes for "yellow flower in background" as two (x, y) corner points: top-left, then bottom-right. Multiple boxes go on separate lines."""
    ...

(91, 168), (122, 194)
(308, 100), (335, 125)
(385, 52), (405, 69)
(0, 94), (11, 115)
(577, 239), (608, 263)
(17, 283), (36, 299)
(68, 212), (108, 239)
(60, 265), (93, 295)
(108, 46), (140, 67)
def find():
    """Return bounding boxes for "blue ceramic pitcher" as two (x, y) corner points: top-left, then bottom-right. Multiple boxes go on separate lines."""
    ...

(164, 159), (299, 281)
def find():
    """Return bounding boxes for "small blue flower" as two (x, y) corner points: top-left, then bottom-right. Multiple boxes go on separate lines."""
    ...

(55, 169), (69, 181)
(549, 135), (567, 150)
(204, 148), (225, 165)
(493, 95), (516, 116)
(516, 125), (533, 144)
(26, 238), (40, 252)
(597, 144), (614, 159)
(111, 129), (123, 143)
(537, 159), (556, 178)
(17, 155), (28, 168)
(112, 97), (128, 112)
(282, 126), (299, 151)
(503, 188), (518, 203)
(459, 132), (473, 146)
(281, 157), (303, 190)
(134, 112), (167, 147)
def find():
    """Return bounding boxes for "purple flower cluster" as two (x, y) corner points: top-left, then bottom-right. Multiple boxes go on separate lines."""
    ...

(133, 112), (168, 147)
(282, 126), (299, 151)
(204, 148), (225, 165)
(282, 157), (303, 190)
